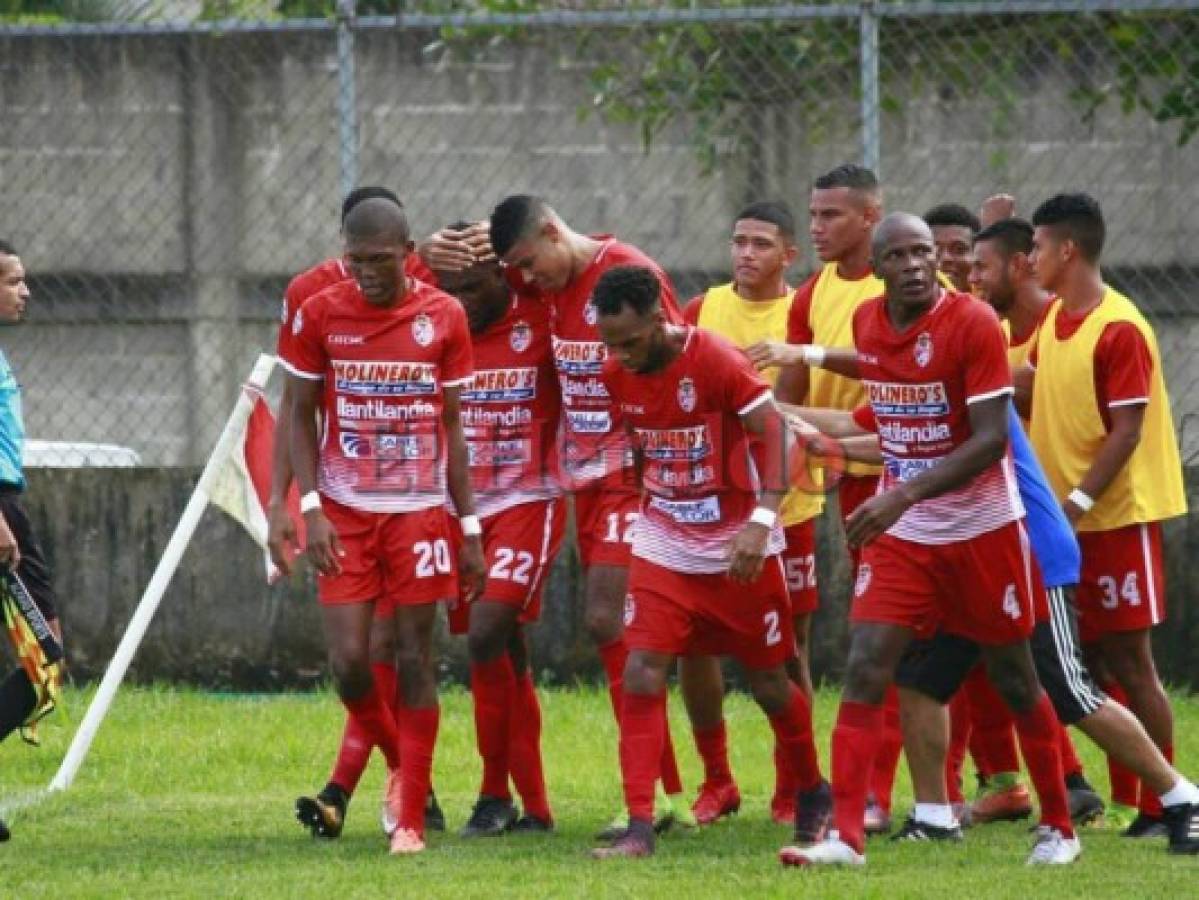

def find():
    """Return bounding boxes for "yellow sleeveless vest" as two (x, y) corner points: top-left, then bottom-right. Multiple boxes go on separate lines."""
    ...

(806, 263), (884, 477)
(697, 283), (823, 526)
(1029, 288), (1186, 532)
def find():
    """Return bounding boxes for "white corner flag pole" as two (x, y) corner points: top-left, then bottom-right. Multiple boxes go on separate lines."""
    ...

(48, 353), (278, 793)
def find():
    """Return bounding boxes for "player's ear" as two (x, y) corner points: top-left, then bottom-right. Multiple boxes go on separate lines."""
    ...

(783, 242), (800, 268)
(541, 218), (560, 244)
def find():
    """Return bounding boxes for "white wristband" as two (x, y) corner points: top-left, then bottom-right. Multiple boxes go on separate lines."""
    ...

(749, 506), (777, 528)
(300, 490), (322, 514)
(1067, 488), (1095, 513)
(800, 345), (826, 368)
(460, 514), (482, 537)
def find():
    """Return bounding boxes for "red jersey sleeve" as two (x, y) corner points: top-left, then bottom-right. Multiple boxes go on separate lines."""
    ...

(682, 293), (705, 326)
(786, 273), (818, 344)
(959, 299), (1014, 404)
(713, 334), (771, 416)
(286, 295), (328, 379)
(852, 403), (877, 432)
(656, 270), (682, 324)
(405, 253), (436, 288)
(276, 278), (305, 364)
(1094, 321), (1153, 408)
(440, 300), (474, 387)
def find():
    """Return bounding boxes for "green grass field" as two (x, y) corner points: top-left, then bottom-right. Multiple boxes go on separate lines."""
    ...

(2, 684), (1198, 898)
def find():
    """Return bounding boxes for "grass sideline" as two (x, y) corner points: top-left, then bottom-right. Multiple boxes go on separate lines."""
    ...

(2, 684), (1198, 898)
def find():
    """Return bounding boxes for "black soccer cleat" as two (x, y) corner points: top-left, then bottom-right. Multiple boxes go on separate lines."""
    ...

(0, 817), (9, 842)
(425, 789), (447, 833)
(793, 779), (833, 846)
(512, 813), (555, 834)
(1164, 803), (1199, 853)
(296, 784), (348, 839)
(591, 818), (655, 859)
(890, 814), (964, 842)
(1123, 811), (1169, 839)
(1067, 784), (1105, 825)
(459, 795), (519, 838)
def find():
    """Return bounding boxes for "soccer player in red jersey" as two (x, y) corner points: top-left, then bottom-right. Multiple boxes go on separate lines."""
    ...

(489, 196), (692, 833)
(585, 266), (828, 859)
(273, 187), (447, 839)
(433, 247), (565, 837)
(285, 198), (485, 855)
(778, 213), (1078, 867)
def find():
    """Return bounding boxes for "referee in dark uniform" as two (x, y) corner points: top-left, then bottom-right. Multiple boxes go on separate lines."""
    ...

(0, 240), (61, 842)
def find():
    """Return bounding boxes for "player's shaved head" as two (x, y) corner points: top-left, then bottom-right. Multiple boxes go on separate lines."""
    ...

(342, 197), (410, 245)
(872, 212), (932, 260)
(341, 185), (401, 224)
(490, 195), (554, 258)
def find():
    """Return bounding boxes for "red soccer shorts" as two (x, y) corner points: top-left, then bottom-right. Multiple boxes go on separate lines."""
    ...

(317, 498), (457, 612)
(781, 518), (819, 615)
(624, 556), (793, 671)
(446, 497), (568, 636)
(851, 521), (1037, 646)
(573, 481), (640, 569)
(1075, 522), (1165, 644)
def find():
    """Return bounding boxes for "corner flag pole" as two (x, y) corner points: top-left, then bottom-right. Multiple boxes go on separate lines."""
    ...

(48, 353), (278, 793)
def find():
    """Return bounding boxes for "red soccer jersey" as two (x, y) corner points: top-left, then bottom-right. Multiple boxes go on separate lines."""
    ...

(546, 237), (681, 489)
(284, 278), (473, 513)
(602, 327), (785, 574)
(459, 295), (562, 519)
(851, 289), (1023, 544)
(277, 255), (432, 368)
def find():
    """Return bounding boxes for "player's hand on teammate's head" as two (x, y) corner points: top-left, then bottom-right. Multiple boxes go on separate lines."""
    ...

(727, 522), (769, 584)
(979, 193), (1017, 228)
(266, 502), (299, 577)
(745, 340), (801, 372)
(303, 511), (344, 576)
(458, 535), (486, 602)
(420, 221), (494, 272)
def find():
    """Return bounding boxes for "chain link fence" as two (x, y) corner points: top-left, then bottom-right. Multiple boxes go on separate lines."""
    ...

(2, 1), (1198, 467)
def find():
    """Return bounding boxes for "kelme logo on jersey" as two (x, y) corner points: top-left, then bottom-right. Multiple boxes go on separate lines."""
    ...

(292, 308), (303, 336)
(584, 299), (597, 326)
(854, 563), (872, 598)
(914, 331), (933, 368)
(412, 313), (434, 347)
(332, 360), (438, 397)
(677, 376), (697, 413)
(509, 321), (532, 353)
(462, 367), (538, 404)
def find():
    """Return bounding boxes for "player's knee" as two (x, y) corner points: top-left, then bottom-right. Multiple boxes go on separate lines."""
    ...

(330, 657), (373, 700)
(584, 604), (622, 646)
(988, 662), (1038, 715)
(624, 654), (667, 696)
(842, 644), (891, 704)
(748, 669), (791, 716)
(467, 624), (508, 664)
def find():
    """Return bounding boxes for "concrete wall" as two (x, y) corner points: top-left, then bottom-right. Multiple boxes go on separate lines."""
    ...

(2, 25), (1198, 465)
(24, 466), (1199, 691)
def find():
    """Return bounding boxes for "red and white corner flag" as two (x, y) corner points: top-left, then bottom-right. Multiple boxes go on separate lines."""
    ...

(207, 391), (304, 582)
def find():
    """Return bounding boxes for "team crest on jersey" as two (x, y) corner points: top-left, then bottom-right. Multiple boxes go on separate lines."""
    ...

(584, 299), (598, 326)
(854, 564), (872, 598)
(509, 320), (532, 353)
(914, 332), (933, 368)
(676, 376), (697, 413)
(280, 298), (288, 325)
(412, 313), (434, 347)
(292, 308), (303, 336)
(623, 594), (636, 626)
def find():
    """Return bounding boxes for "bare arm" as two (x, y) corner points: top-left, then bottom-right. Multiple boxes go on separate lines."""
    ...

(1064, 403), (1145, 526)
(443, 385), (486, 599)
(746, 343), (861, 379)
(839, 434), (883, 465)
(1013, 363), (1034, 419)
(724, 397), (791, 583)
(289, 373), (342, 575)
(266, 378), (298, 574)
(773, 359), (809, 405)
(775, 402), (869, 439)
(845, 394), (1010, 546)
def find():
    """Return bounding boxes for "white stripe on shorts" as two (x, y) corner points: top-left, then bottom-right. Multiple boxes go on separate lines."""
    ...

(520, 500), (558, 611)
(1139, 524), (1162, 625)
(1046, 585), (1104, 716)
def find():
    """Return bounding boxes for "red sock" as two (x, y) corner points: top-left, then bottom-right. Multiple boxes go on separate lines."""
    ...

(768, 684), (822, 792)
(342, 683), (401, 771)
(1100, 680), (1140, 806)
(329, 715), (372, 796)
(620, 692), (666, 822)
(773, 739), (798, 801)
(470, 656), (515, 800)
(1012, 693), (1073, 837)
(831, 700), (884, 854)
(659, 714), (684, 795)
(509, 671), (551, 821)
(598, 639), (629, 723)
(694, 721), (733, 786)
(1140, 744), (1172, 818)
(966, 667), (1020, 774)
(946, 691), (971, 804)
(868, 685), (902, 814)
(397, 703), (440, 835)
(1056, 718), (1084, 779)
